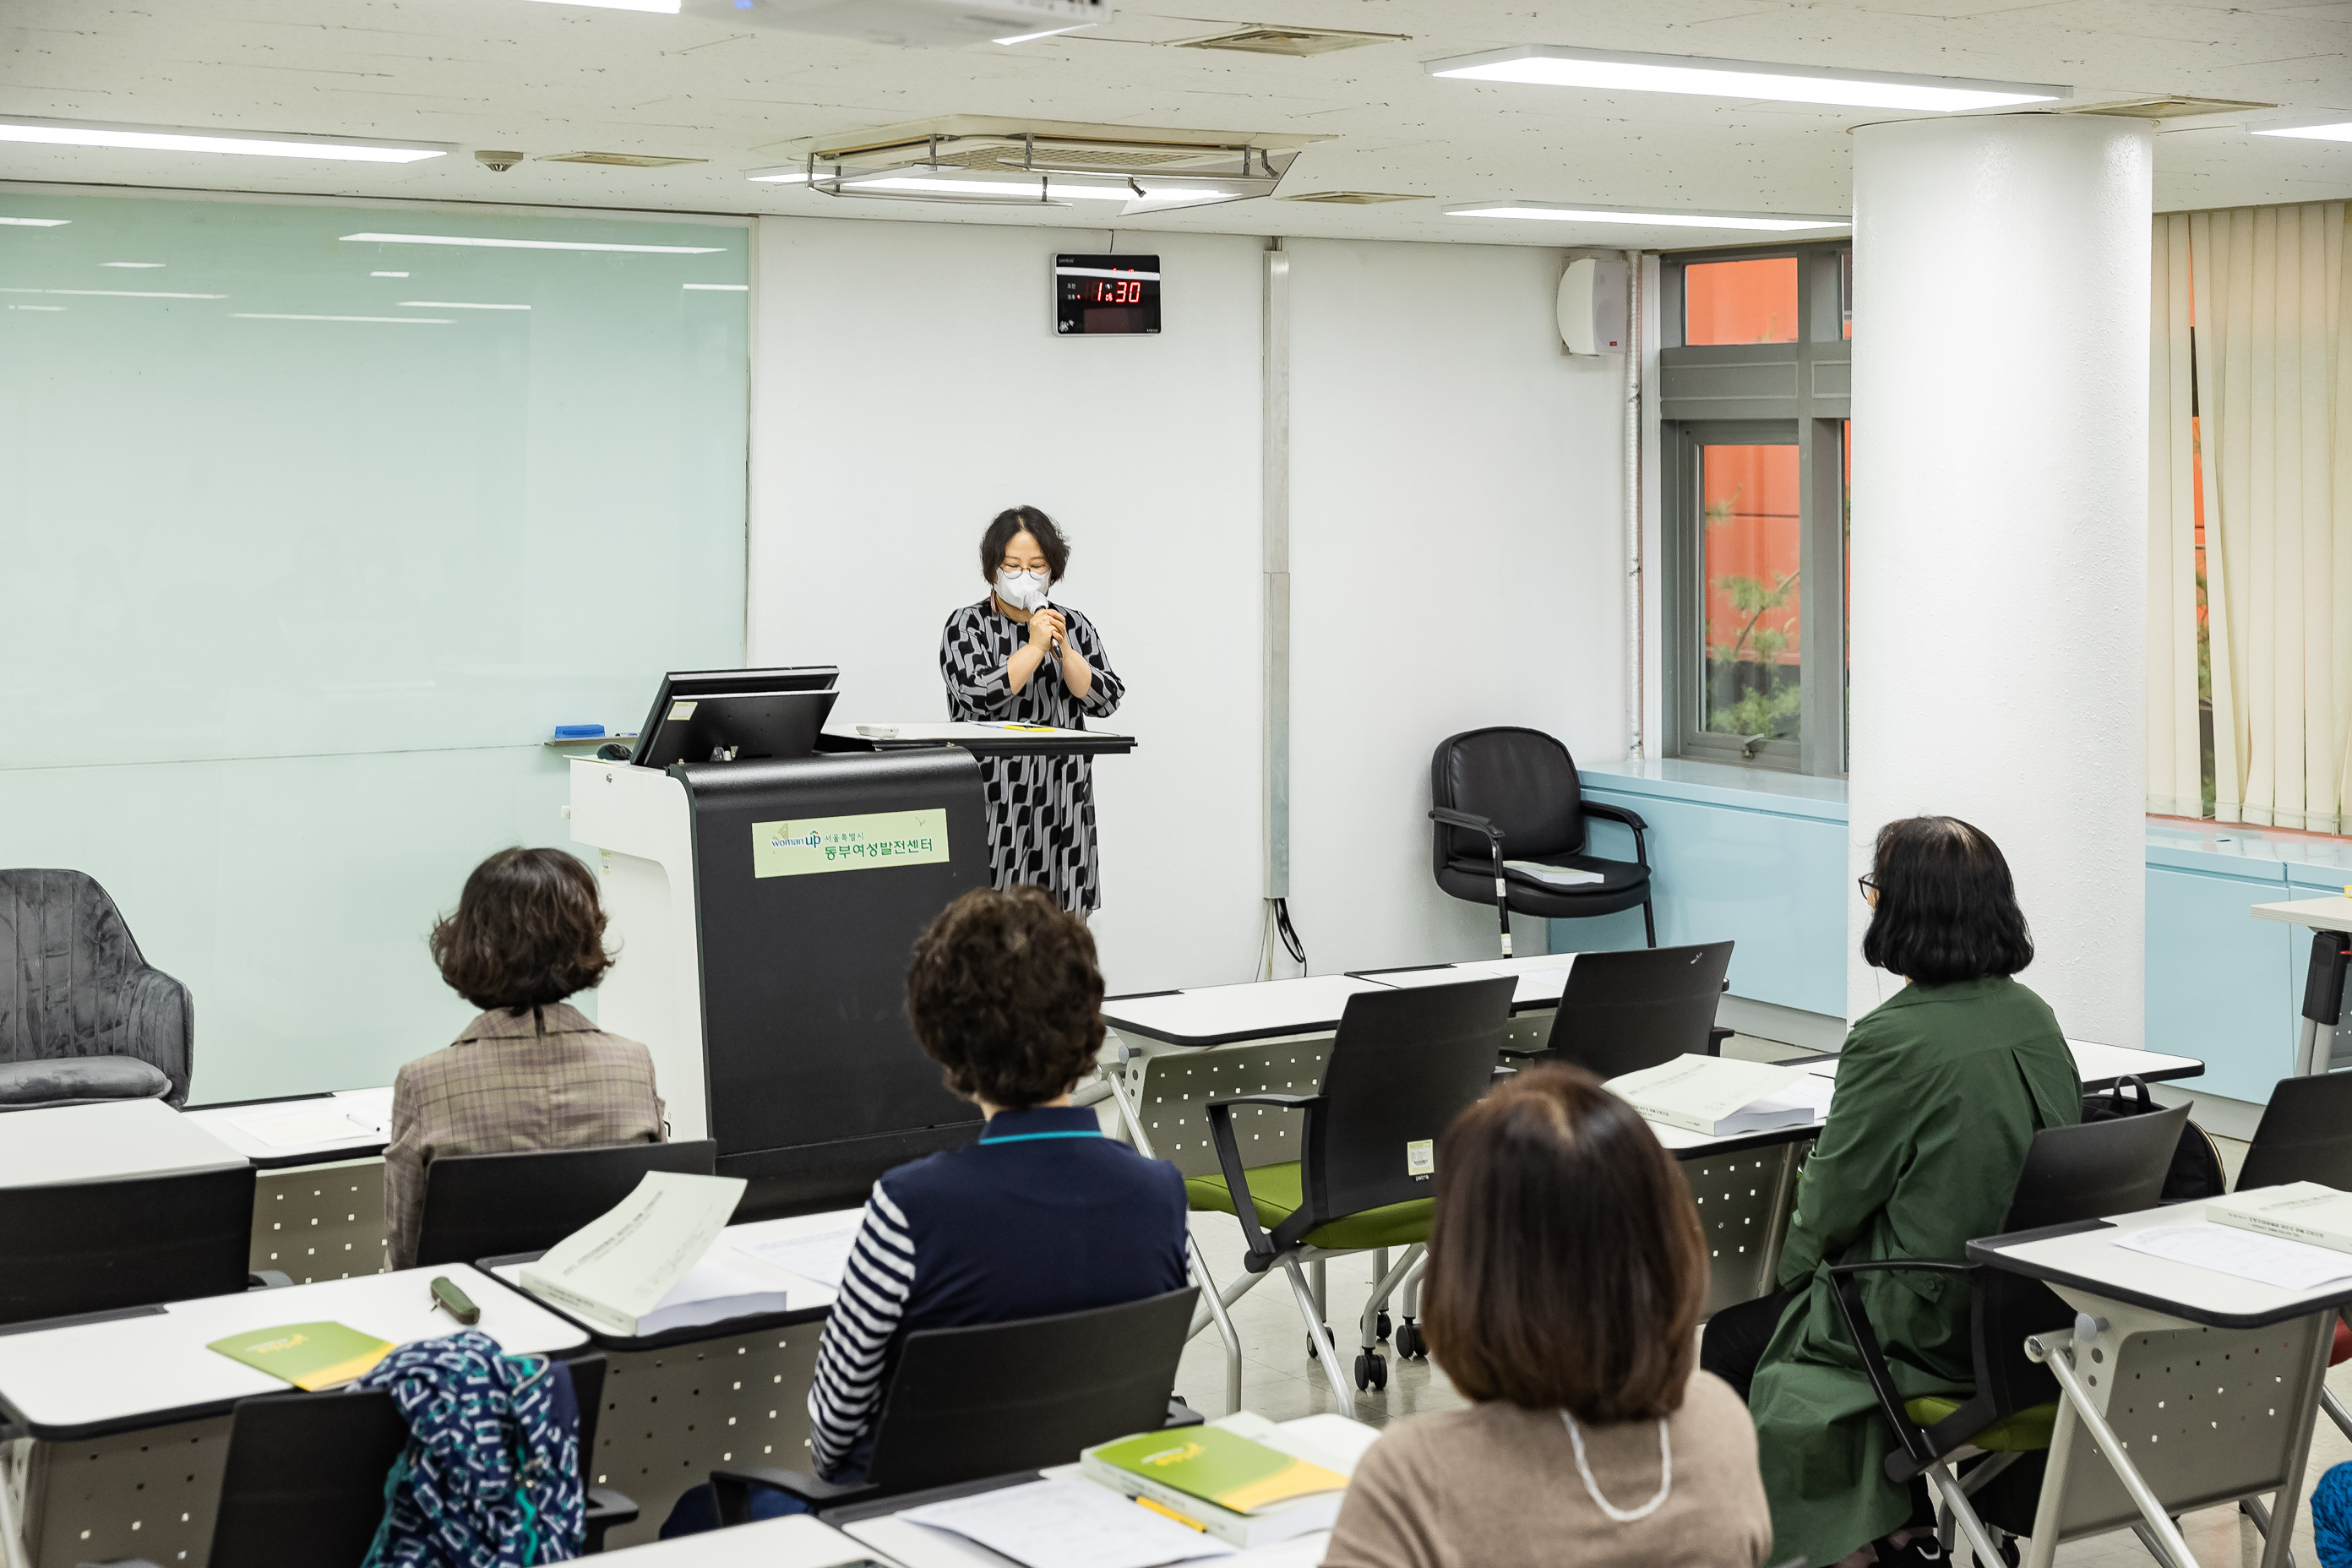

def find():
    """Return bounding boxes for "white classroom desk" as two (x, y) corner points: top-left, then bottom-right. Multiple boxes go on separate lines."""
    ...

(485, 1209), (855, 1352)
(182, 1086), (395, 1168)
(0, 1097), (248, 1187)
(1799, 1039), (2205, 1097)
(601, 1514), (884, 1566)
(2251, 895), (2352, 1076)
(1101, 953), (1583, 1050)
(0, 1263), (583, 1442)
(1969, 1199), (2352, 1568)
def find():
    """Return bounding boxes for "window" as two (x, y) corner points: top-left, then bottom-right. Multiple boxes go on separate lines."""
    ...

(1658, 241), (1851, 775)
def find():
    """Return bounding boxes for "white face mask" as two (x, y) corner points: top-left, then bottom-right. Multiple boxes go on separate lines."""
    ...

(995, 569), (1051, 612)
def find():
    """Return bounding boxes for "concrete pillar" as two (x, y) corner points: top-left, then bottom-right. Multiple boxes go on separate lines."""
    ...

(1847, 114), (2153, 1041)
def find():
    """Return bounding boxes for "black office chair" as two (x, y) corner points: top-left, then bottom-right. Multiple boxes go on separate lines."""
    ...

(415, 1140), (718, 1267)
(1827, 1106), (2188, 1567)
(1189, 977), (1516, 1402)
(0, 1164), (259, 1325)
(706, 1286), (1200, 1521)
(1428, 727), (1657, 956)
(1522, 941), (1736, 1078)
(2238, 1072), (2352, 1442)
(208, 1353), (636, 1565)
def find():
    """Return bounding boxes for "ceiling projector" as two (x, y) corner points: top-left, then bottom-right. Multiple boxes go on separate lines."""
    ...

(681, 0), (1108, 46)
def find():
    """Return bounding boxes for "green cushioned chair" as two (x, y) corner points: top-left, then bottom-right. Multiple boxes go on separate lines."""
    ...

(1825, 1108), (2186, 1566)
(1191, 977), (1516, 1410)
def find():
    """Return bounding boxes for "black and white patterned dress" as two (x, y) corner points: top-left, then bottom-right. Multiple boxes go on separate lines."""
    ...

(939, 598), (1125, 912)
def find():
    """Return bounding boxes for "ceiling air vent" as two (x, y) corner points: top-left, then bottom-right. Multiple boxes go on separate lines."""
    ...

(1277, 190), (1424, 204)
(539, 151), (709, 167)
(1177, 25), (1407, 57)
(2061, 97), (2276, 119)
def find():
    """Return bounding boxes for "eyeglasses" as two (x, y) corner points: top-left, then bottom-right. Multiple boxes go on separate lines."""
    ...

(1856, 873), (1878, 899)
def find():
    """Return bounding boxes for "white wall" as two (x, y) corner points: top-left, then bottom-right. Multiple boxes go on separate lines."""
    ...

(749, 216), (1268, 992)
(1285, 238), (1628, 975)
(749, 217), (1629, 991)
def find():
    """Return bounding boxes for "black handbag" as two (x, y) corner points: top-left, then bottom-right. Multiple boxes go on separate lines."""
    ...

(2081, 1074), (2227, 1203)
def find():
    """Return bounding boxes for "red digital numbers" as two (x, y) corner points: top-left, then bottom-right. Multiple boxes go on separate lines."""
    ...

(1089, 279), (1143, 305)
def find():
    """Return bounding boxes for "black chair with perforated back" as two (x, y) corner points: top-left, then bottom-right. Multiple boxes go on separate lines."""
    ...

(706, 1286), (1200, 1521)
(416, 1140), (717, 1268)
(1828, 1105), (2188, 1566)
(1187, 977), (1516, 1404)
(1528, 941), (1736, 1078)
(0, 1164), (259, 1326)
(207, 1353), (635, 1564)
(1429, 727), (1657, 956)
(2237, 1072), (2352, 1439)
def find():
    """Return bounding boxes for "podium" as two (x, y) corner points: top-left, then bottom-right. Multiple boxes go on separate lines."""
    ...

(569, 721), (1135, 1209)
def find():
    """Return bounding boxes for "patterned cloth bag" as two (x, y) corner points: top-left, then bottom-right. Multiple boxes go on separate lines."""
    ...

(359, 1329), (585, 1565)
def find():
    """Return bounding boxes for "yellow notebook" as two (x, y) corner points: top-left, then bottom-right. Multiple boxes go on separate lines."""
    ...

(207, 1321), (395, 1391)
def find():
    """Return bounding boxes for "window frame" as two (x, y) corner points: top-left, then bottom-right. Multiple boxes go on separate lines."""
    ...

(1658, 240), (1851, 778)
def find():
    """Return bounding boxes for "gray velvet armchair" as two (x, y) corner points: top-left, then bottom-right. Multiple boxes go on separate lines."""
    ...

(0, 869), (193, 1108)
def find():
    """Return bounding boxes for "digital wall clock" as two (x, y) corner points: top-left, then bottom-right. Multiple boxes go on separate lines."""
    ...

(1055, 253), (1160, 335)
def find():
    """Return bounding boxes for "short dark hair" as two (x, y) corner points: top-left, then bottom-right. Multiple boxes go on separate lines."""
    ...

(906, 885), (1103, 1108)
(979, 505), (1070, 585)
(1422, 1065), (1707, 1420)
(1861, 815), (2034, 984)
(430, 847), (614, 1013)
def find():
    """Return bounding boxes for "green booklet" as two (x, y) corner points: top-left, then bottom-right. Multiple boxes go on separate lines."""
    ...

(1085, 1424), (1346, 1515)
(207, 1321), (395, 1391)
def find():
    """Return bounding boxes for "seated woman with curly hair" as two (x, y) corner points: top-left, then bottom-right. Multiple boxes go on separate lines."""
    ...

(661, 883), (1188, 1534)
(383, 846), (664, 1271)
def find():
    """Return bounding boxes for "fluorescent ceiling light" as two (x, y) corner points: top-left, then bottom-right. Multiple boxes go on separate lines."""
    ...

(0, 216), (69, 226)
(341, 231), (725, 253)
(994, 24), (1097, 43)
(0, 286), (228, 298)
(1424, 46), (2066, 112)
(842, 174), (1228, 202)
(9, 304), (65, 311)
(233, 313), (453, 324)
(2252, 120), (2352, 143)
(746, 166), (821, 184)
(0, 116), (453, 163)
(1445, 201), (1848, 231)
(399, 300), (530, 310)
(103, 262), (165, 269)
(526, 0), (681, 9)
(372, 271), (410, 278)
(683, 282), (749, 290)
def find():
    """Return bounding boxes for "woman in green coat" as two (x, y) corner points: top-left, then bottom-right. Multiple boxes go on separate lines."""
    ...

(1700, 816), (2081, 1568)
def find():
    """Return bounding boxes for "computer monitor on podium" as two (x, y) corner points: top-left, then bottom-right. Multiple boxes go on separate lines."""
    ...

(629, 667), (839, 767)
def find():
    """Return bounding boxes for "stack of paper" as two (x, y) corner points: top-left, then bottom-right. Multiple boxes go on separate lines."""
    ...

(2113, 1223), (2352, 1293)
(2204, 1183), (2352, 1254)
(730, 1223), (859, 1290)
(1504, 859), (1605, 888)
(1081, 1422), (1348, 1548)
(899, 1478), (1236, 1568)
(1605, 1054), (1828, 1135)
(517, 1171), (760, 1337)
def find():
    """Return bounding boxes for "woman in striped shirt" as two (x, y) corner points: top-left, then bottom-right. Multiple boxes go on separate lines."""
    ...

(660, 885), (1188, 1534)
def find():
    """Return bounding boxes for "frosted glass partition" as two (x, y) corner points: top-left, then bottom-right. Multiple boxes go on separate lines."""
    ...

(0, 190), (749, 1102)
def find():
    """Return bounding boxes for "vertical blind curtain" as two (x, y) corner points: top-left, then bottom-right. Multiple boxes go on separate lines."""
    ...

(2148, 203), (2352, 832)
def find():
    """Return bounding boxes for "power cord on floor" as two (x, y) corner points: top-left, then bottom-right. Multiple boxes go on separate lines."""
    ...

(1256, 897), (1308, 981)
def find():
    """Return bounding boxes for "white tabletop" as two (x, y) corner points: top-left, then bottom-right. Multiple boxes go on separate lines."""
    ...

(1104, 975), (1389, 1048)
(835, 721), (1124, 743)
(0, 1264), (585, 1439)
(183, 1086), (395, 1165)
(2252, 896), (2352, 934)
(0, 1099), (248, 1188)
(1975, 1199), (2352, 1329)
(1355, 952), (1580, 1008)
(601, 1514), (878, 1565)
(1801, 1039), (2202, 1089)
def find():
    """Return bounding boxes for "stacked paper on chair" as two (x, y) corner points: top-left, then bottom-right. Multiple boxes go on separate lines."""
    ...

(1605, 1054), (1833, 1136)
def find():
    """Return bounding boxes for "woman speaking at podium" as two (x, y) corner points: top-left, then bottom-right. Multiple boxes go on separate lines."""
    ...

(939, 506), (1124, 917)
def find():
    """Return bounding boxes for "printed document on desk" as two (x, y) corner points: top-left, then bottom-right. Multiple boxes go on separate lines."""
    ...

(228, 1100), (386, 1149)
(898, 1478), (1236, 1568)
(2114, 1223), (2352, 1293)
(1606, 1055), (1820, 1136)
(518, 1171), (746, 1337)
(731, 1223), (860, 1291)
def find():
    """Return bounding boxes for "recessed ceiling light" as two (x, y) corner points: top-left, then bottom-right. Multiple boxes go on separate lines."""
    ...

(1444, 200), (1849, 231)
(102, 262), (166, 269)
(372, 271), (410, 278)
(0, 216), (70, 226)
(0, 116), (454, 163)
(9, 304), (66, 311)
(683, 283), (749, 290)
(0, 286), (228, 298)
(399, 300), (531, 310)
(2252, 119), (2352, 143)
(233, 313), (455, 324)
(340, 232), (726, 253)
(525, 0), (681, 11)
(843, 173), (1228, 202)
(1424, 46), (2067, 113)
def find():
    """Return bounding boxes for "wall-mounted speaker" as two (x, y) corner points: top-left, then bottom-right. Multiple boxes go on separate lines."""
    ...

(1558, 256), (1629, 357)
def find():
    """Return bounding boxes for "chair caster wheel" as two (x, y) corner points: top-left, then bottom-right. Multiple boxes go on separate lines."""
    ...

(1376, 1310), (1391, 1342)
(1308, 1326), (1331, 1360)
(1353, 1351), (1387, 1391)
(1394, 1320), (1425, 1360)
